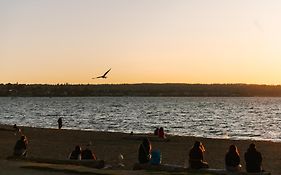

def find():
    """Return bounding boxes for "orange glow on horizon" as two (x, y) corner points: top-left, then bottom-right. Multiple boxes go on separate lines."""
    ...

(1, 1), (281, 85)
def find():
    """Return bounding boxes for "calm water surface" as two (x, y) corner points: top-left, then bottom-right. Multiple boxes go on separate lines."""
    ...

(1, 97), (281, 142)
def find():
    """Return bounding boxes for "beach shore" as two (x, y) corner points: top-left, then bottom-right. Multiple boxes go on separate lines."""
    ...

(0, 124), (280, 175)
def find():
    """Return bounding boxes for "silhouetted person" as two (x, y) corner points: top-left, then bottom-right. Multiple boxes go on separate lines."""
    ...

(14, 135), (28, 157)
(58, 117), (62, 129)
(69, 145), (82, 160)
(189, 141), (209, 169)
(158, 127), (165, 139)
(81, 144), (96, 160)
(244, 143), (263, 173)
(154, 127), (159, 136)
(138, 137), (152, 164)
(225, 145), (241, 172)
(13, 124), (22, 135)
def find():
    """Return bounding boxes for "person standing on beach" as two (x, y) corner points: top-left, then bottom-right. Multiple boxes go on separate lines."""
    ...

(13, 124), (22, 136)
(189, 141), (209, 169)
(225, 145), (242, 172)
(138, 137), (152, 164)
(58, 117), (62, 129)
(244, 143), (263, 173)
(13, 135), (28, 157)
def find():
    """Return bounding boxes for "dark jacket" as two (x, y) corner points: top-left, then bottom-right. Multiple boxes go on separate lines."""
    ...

(138, 138), (151, 164)
(69, 150), (81, 160)
(81, 149), (96, 160)
(225, 151), (240, 167)
(244, 148), (262, 172)
(14, 140), (27, 151)
(189, 147), (203, 167)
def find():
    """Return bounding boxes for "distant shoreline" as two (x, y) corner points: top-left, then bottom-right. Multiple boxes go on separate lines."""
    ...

(2, 83), (281, 97)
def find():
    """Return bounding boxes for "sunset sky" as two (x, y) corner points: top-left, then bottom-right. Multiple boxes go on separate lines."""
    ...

(1, 0), (281, 84)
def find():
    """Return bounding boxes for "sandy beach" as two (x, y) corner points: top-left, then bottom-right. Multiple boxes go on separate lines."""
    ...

(0, 124), (280, 175)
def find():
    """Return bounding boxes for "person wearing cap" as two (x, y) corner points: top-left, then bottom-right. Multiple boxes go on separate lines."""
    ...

(244, 143), (263, 172)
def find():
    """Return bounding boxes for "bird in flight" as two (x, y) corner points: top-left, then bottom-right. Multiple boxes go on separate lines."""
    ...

(93, 68), (111, 79)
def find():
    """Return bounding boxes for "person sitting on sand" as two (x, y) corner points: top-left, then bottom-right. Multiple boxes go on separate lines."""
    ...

(158, 127), (165, 139)
(81, 144), (96, 160)
(154, 127), (159, 136)
(13, 135), (28, 157)
(138, 137), (152, 164)
(189, 141), (209, 169)
(225, 144), (242, 172)
(244, 143), (263, 173)
(69, 145), (82, 160)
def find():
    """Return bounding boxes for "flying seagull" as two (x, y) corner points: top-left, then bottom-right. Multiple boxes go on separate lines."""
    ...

(93, 68), (111, 79)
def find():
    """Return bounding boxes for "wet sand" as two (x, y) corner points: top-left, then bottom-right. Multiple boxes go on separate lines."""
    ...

(0, 124), (280, 175)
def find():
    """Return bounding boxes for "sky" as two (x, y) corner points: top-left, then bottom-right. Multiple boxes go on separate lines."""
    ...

(1, 0), (281, 84)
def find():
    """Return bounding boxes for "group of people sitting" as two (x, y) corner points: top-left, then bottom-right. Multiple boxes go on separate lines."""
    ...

(69, 144), (97, 160)
(138, 138), (264, 173)
(12, 128), (263, 173)
(13, 134), (96, 161)
(154, 127), (166, 139)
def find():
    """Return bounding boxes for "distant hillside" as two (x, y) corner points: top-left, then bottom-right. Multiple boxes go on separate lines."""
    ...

(1, 83), (281, 97)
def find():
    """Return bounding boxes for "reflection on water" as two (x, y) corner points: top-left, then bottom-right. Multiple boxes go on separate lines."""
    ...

(1, 97), (281, 142)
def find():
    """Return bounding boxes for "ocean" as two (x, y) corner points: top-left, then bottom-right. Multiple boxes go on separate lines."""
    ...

(1, 97), (281, 142)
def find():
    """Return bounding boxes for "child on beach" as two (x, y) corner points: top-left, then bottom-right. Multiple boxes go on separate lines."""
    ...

(13, 135), (28, 157)
(244, 143), (263, 173)
(138, 137), (152, 164)
(188, 141), (209, 169)
(69, 145), (82, 160)
(225, 144), (242, 172)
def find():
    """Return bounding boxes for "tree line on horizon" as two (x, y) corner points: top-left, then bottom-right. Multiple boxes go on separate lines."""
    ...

(1, 83), (281, 97)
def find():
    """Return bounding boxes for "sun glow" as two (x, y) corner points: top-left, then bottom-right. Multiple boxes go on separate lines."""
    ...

(1, 1), (281, 84)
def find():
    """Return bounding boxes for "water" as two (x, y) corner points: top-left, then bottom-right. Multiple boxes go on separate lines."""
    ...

(1, 97), (281, 142)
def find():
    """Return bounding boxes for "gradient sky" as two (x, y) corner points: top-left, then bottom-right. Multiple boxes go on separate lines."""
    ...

(1, 0), (281, 84)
